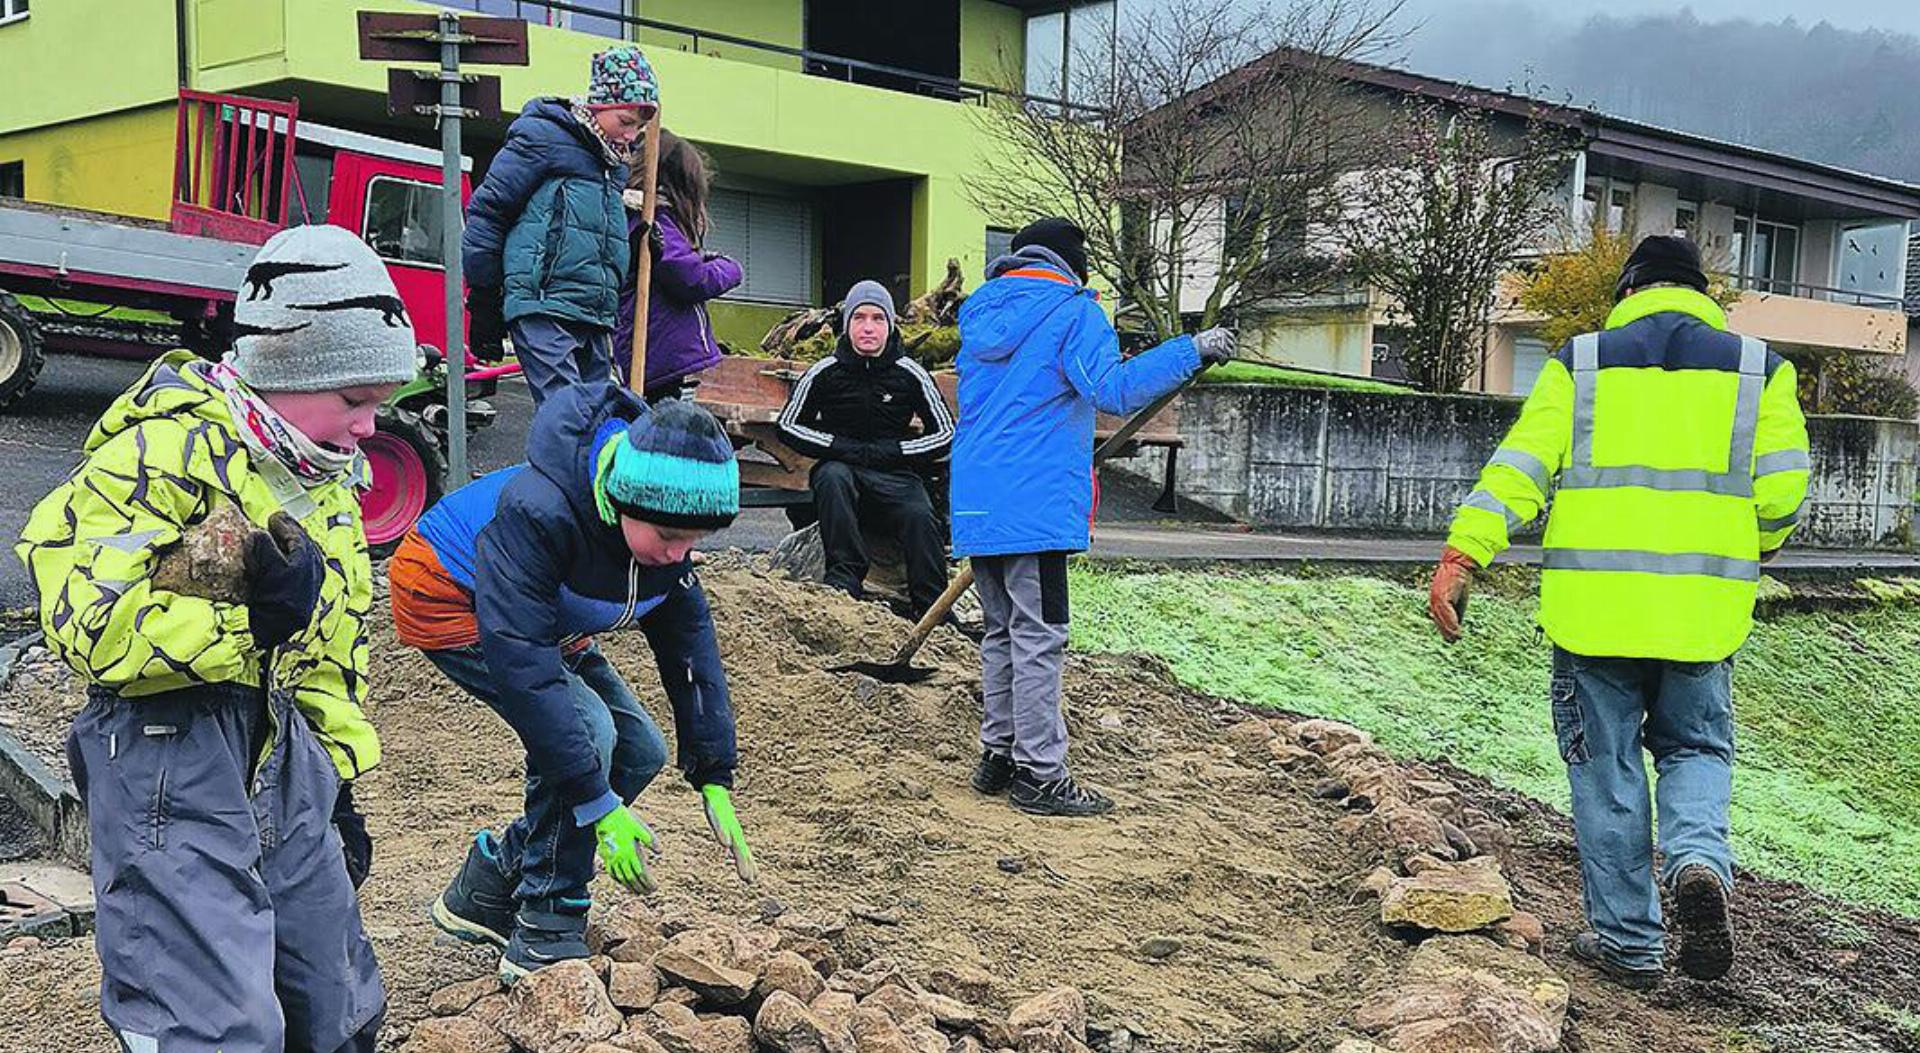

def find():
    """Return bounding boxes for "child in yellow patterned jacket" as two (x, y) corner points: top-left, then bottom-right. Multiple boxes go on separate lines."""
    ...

(15, 224), (415, 1052)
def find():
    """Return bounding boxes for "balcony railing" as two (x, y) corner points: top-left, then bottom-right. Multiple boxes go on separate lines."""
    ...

(1727, 274), (1904, 311)
(486, 0), (1106, 118)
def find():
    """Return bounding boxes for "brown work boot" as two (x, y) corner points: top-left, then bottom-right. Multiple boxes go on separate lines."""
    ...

(1569, 933), (1662, 991)
(1672, 864), (1735, 981)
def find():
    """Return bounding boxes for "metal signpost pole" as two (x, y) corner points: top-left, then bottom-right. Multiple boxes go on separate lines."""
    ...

(438, 8), (468, 489)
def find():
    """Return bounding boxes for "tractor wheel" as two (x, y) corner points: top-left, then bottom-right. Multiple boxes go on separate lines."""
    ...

(0, 292), (47, 413)
(359, 408), (445, 557)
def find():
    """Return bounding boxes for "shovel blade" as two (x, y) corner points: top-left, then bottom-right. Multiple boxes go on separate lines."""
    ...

(826, 659), (937, 685)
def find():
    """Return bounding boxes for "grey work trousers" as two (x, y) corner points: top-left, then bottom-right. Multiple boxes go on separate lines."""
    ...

(974, 552), (1072, 780)
(67, 682), (385, 1053)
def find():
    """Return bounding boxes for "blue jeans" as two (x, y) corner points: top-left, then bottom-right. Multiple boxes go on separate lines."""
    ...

(1552, 647), (1736, 969)
(425, 643), (667, 907)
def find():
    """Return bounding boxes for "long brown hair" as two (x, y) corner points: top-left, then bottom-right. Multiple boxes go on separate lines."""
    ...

(630, 128), (712, 247)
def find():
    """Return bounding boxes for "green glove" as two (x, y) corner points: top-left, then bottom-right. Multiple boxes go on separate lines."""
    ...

(594, 806), (660, 894)
(701, 784), (758, 885)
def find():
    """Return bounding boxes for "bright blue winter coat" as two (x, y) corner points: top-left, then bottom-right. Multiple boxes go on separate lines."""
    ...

(463, 98), (630, 329)
(950, 247), (1201, 558)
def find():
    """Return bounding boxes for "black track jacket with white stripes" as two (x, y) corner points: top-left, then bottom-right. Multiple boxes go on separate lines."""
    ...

(777, 334), (954, 469)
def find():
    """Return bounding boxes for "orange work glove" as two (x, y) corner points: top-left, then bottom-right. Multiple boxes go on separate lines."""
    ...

(1428, 546), (1479, 643)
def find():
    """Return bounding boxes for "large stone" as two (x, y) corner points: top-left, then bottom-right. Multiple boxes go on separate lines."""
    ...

(653, 930), (759, 1006)
(1007, 988), (1087, 1044)
(1497, 912), (1546, 958)
(1222, 718), (1283, 754)
(405, 1015), (513, 1053)
(850, 1007), (919, 1053)
(611, 1022), (673, 1053)
(779, 933), (844, 977)
(609, 962), (662, 1012)
(498, 959), (622, 1053)
(812, 991), (861, 1036)
(1294, 718), (1372, 756)
(1018, 1024), (1092, 1053)
(926, 964), (995, 1005)
(654, 1016), (755, 1053)
(1353, 936), (1570, 1053)
(829, 958), (913, 998)
(1380, 858), (1515, 933)
(760, 950), (829, 1003)
(468, 993), (510, 1029)
(1368, 802), (1461, 868)
(430, 974), (504, 1016)
(920, 991), (987, 1031)
(861, 985), (935, 1030)
(610, 932), (670, 963)
(757, 991), (855, 1053)
(1266, 740), (1319, 770)
(600, 900), (667, 945)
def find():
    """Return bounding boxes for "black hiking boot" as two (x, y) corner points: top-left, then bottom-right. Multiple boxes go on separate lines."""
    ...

(1009, 768), (1114, 817)
(1672, 864), (1735, 981)
(500, 899), (592, 984)
(970, 749), (1017, 794)
(1569, 932), (1663, 991)
(431, 831), (518, 948)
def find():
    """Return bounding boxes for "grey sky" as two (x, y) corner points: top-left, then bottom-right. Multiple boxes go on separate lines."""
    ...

(1391, 0), (1920, 39)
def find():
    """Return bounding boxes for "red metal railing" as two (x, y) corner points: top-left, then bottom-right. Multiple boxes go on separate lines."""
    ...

(170, 89), (300, 245)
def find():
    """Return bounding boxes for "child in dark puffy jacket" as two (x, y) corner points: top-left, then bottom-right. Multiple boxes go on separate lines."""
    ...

(615, 129), (743, 401)
(463, 45), (657, 405)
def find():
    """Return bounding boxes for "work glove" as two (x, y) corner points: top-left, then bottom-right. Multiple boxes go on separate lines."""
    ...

(1194, 327), (1236, 367)
(594, 805), (661, 894)
(333, 781), (373, 890)
(701, 784), (758, 885)
(467, 285), (507, 363)
(1428, 546), (1478, 643)
(244, 512), (323, 652)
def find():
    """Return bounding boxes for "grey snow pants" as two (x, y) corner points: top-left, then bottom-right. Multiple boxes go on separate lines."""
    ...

(974, 552), (1072, 781)
(66, 681), (385, 1053)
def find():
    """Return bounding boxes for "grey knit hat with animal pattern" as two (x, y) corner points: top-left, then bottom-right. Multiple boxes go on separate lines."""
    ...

(228, 224), (419, 392)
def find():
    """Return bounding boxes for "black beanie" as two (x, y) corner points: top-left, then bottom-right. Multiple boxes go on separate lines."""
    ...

(1012, 216), (1089, 283)
(1616, 235), (1709, 300)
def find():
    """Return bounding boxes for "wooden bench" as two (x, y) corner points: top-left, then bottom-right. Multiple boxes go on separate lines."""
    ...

(694, 355), (1188, 510)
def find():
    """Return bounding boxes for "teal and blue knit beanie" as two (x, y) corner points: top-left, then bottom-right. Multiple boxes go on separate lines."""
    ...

(597, 400), (738, 530)
(588, 45), (660, 111)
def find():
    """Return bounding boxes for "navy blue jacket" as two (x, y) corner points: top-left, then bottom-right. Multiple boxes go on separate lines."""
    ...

(414, 383), (735, 822)
(463, 98), (630, 329)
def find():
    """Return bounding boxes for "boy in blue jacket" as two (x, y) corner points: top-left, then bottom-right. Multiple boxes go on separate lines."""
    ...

(464, 46), (656, 405)
(952, 217), (1232, 817)
(389, 385), (754, 981)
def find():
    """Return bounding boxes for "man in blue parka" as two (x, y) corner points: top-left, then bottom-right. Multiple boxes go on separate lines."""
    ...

(952, 217), (1233, 816)
(463, 46), (656, 404)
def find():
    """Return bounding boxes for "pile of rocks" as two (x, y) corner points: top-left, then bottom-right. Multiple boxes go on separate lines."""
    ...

(403, 902), (1105, 1053)
(1227, 716), (1570, 1053)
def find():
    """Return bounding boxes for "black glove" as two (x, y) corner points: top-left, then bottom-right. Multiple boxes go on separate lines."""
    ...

(1194, 327), (1236, 367)
(243, 512), (323, 651)
(333, 781), (372, 890)
(467, 285), (507, 364)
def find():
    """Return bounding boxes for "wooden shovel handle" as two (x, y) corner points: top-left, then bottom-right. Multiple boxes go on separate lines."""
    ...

(625, 114), (663, 392)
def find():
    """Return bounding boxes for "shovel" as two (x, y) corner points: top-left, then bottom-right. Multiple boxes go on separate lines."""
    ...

(829, 366), (1210, 684)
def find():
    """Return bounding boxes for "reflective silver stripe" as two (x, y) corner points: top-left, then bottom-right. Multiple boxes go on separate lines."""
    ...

(1570, 333), (1599, 465)
(1463, 489), (1522, 531)
(1728, 336), (1766, 478)
(1758, 510), (1800, 532)
(1560, 465), (1753, 498)
(1755, 449), (1811, 476)
(1542, 548), (1761, 582)
(1489, 448), (1552, 493)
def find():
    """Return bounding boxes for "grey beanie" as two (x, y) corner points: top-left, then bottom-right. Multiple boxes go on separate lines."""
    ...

(839, 280), (896, 332)
(227, 224), (419, 392)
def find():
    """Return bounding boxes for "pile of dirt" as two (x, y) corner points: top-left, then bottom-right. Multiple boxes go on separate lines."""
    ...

(1, 560), (1916, 1051)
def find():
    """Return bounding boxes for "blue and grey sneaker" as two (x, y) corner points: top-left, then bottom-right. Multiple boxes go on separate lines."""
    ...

(430, 831), (518, 948)
(500, 898), (593, 984)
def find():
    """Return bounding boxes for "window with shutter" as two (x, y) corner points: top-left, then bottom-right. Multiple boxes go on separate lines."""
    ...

(710, 188), (817, 306)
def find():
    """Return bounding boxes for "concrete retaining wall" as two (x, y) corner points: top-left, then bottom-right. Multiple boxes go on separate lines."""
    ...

(1118, 385), (1917, 549)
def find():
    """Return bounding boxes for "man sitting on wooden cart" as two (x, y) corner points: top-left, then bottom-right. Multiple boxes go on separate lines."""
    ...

(777, 280), (954, 619)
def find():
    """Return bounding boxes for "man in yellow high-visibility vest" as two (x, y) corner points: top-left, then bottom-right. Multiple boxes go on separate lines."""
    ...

(1429, 235), (1809, 989)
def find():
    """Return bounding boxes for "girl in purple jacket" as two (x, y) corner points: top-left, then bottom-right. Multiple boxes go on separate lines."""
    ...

(616, 130), (744, 402)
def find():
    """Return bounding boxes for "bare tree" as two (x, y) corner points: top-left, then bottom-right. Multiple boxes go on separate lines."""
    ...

(1339, 101), (1577, 392)
(967, 0), (1403, 345)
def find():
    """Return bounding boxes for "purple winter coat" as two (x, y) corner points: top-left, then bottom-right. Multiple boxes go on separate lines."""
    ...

(614, 205), (744, 395)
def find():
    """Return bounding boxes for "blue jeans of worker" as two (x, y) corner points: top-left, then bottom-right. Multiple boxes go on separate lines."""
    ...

(424, 643), (668, 906)
(1552, 647), (1736, 970)
(511, 316), (613, 407)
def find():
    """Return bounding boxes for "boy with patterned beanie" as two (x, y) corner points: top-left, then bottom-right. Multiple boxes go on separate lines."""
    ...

(389, 382), (754, 982)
